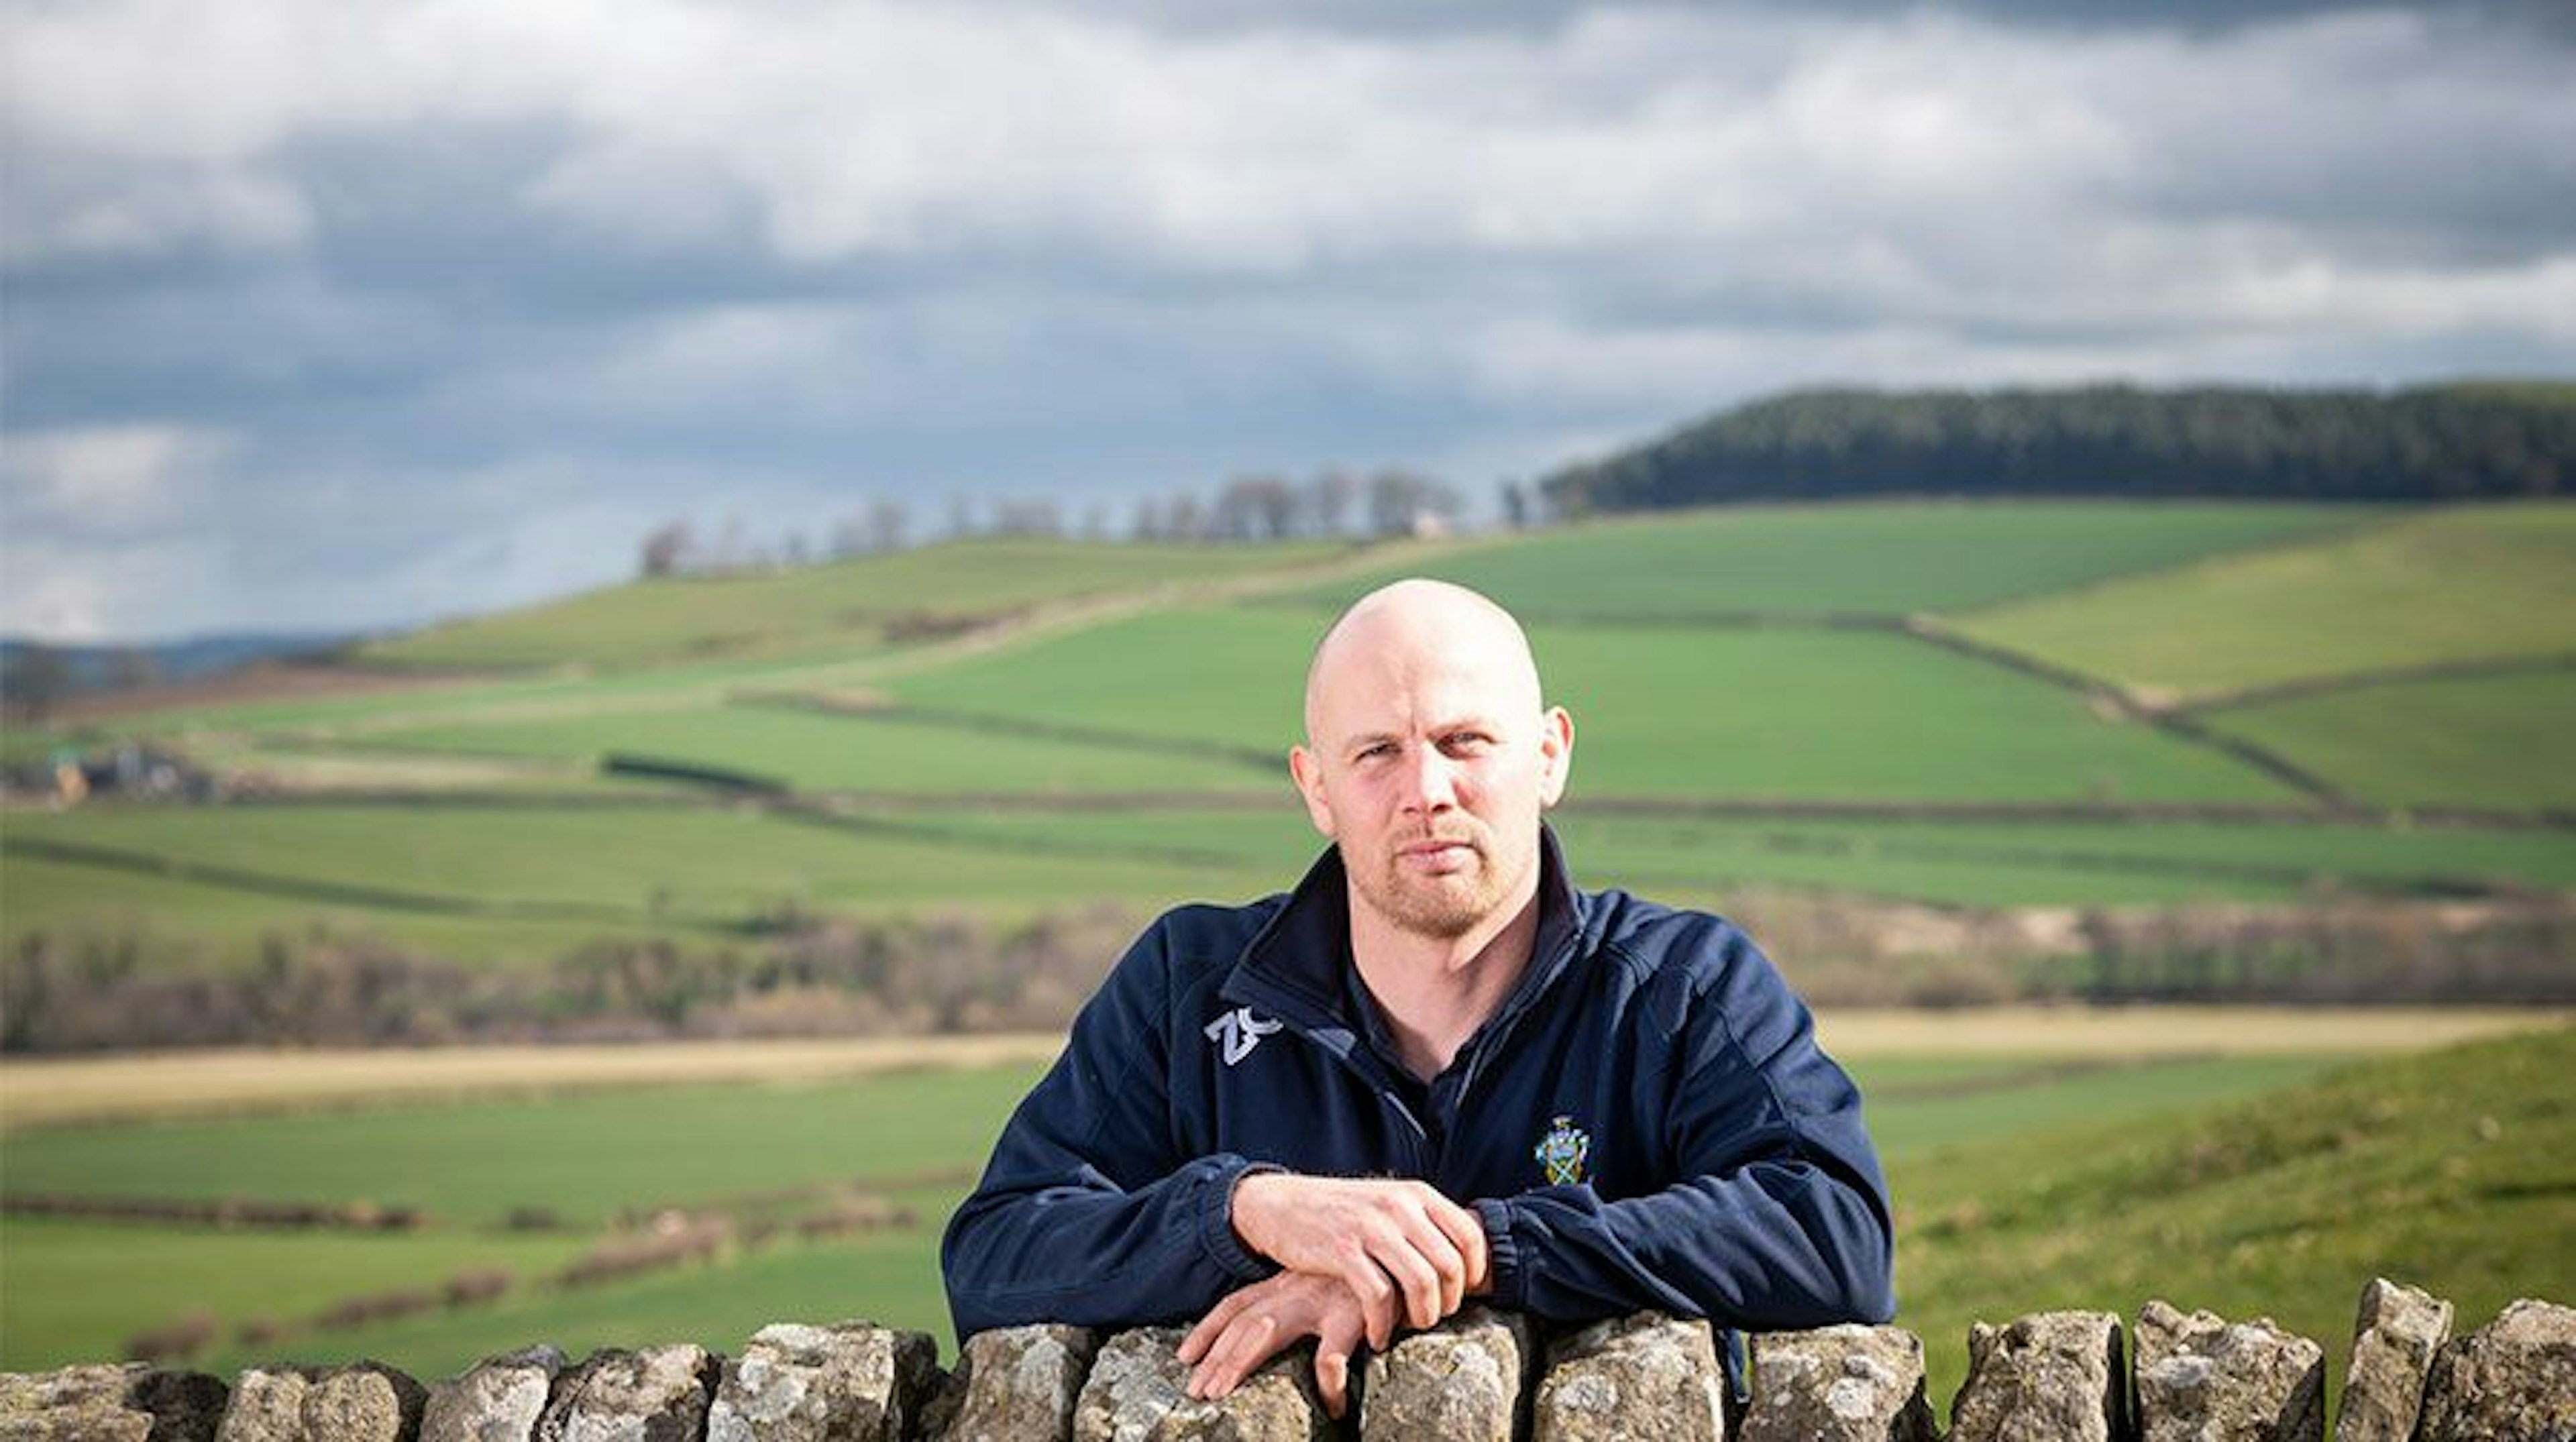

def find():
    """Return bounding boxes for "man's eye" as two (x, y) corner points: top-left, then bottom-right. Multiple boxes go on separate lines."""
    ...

(1443, 734), (1493, 754)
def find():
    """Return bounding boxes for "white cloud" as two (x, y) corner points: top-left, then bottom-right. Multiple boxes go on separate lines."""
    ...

(1, 424), (232, 535)
(3, 1), (2571, 639)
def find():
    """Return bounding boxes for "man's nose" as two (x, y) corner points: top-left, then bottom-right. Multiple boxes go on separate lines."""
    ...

(1401, 747), (1458, 812)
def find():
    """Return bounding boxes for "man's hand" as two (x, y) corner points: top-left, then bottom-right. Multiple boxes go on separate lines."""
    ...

(1229, 1173), (1487, 1348)
(1177, 1271), (1370, 1419)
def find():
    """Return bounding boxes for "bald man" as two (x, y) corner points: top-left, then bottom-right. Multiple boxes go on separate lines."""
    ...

(942, 580), (1892, 1418)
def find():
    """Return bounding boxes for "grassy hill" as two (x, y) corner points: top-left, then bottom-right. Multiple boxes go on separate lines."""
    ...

(1892, 1023), (2575, 1420)
(364, 537), (1355, 669)
(1949, 503), (2576, 702)
(5, 498), (2569, 1030)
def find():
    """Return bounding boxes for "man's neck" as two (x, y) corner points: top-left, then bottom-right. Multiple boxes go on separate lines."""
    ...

(1348, 884), (1544, 1084)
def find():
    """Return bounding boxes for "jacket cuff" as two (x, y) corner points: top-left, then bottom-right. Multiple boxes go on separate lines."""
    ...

(1472, 1198), (1525, 1309)
(1197, 1158), (1282, 1281)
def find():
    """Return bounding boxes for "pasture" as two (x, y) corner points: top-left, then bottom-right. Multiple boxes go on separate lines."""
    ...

(2, 1017), (2565, 1417)
(1950, 502), (2576, 700)
(7, 498), (2570, 1030)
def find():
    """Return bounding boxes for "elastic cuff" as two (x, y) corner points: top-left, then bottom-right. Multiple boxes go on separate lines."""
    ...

(1197, 1158), (1283, 1281)
(1472, 1198), (1523, 1309)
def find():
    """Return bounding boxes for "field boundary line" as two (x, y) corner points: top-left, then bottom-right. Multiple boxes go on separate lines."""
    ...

(1929, 502), (2417, 623)
(0, 1034), (1069, 1133)
(2177, 651), (2576, 716)
(0, 835), (671, 929)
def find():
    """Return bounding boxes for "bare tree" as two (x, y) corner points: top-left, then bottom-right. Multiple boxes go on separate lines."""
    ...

(639, 522), (692, 578)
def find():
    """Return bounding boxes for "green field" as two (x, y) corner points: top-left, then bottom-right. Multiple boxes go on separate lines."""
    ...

(1951, 503), (2576, 700)
(5, 1028), (2567, 1421)
(9, 498), (2569, 1019)
(1277, 501), (2379, 618)
(364, 539), (1354, 669)
(2198, 668), (2576, 811)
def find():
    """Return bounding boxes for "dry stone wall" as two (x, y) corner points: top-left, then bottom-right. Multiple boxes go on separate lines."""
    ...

(4, 1280), (2566, 1442)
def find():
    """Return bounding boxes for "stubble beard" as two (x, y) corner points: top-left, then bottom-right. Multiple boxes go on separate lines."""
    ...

(1349, 827), (1519, 940)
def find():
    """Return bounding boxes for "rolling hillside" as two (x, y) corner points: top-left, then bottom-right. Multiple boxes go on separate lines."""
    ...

(5, 500), (2570, 1038)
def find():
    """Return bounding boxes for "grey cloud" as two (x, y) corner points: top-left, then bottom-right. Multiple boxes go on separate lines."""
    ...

(3, 0), (2571, 640)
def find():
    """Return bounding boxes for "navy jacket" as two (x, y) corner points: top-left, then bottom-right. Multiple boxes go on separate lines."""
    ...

(941, 827), (1894, 1338)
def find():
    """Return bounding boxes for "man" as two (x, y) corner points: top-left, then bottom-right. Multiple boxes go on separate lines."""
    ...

(941, 579), (1892, 1417)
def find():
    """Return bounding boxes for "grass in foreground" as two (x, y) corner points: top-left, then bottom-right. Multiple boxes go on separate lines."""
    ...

(0, 1039), (2402, 1376)
(1888, 1024), (2575, 1423)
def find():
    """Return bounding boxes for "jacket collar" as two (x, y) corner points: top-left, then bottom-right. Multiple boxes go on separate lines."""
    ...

(1220, 822), (1588, 1043)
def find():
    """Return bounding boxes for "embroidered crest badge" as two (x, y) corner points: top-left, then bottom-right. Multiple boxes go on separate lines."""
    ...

(1533, 1113), (1591, 1186)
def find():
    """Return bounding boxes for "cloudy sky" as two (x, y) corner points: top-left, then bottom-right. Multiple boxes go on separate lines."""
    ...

(5, 0), (2573, 642)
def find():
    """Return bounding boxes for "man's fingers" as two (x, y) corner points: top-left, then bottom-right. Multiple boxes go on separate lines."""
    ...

(1344, 1262), (1397, 1350)
(1317, 1305), (1366, 1421)
(1427, 1195), (1490, 1292)
(1179, 1286), (1256, 1365)
(1314, 1343), (1350, 1420)
(1370, 1226), (1444, 1331)
(1190, 1311), (1279, 1400)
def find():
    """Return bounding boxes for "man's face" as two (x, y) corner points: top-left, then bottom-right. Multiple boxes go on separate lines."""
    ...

(1290, 616), (1571, 942)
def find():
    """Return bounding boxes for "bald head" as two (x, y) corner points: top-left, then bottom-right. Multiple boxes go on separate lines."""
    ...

(1289, 577), (1572, 944)
(1303, 579), (1543, 746)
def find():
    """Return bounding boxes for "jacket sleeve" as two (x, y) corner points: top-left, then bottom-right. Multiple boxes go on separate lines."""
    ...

(940, 919), (1277, 1338)
(1470, 926), (1895, 1329)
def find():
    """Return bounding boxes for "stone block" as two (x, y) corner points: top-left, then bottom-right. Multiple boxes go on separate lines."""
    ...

(2134, 1300), (2322, 1442)
(2418, 1298), (2575, 1442)
(307, 1366), (428, 1442)
(1743, 1325), (1934, 1442)
(1, 1362), (227, 1442)
(537, 1345), (717, 1442)
(1360, 1306), (1534, 1442)
(216, 1364), (422, 1442)
(708, 1321), (938, 1442)
(1071, 1327), (1325, 1441)
(1947, 1311), (2127, 1442)
(2332, 1278), (2452, 1442)
(1530, 1311), (1725, 1442)
(421, 1346), (570, 1442)
(926, 1325), (1099, 1442)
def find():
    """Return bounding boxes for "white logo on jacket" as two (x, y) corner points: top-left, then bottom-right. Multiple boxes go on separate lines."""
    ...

(1204, 1007), (1283, 1066)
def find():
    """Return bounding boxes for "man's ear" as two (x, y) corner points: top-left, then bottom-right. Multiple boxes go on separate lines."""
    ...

(1536, 706), (1574, 808)
(1288, 744), (1337, 838)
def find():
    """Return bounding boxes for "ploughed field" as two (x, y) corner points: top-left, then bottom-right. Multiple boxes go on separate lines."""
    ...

(7, 500), (2572, 975)
(1, 1020), (2567, 1425)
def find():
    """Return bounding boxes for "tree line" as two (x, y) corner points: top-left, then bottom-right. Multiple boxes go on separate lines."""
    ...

(635, 468), (1483, 578)
(1541, 380), (2576, 515)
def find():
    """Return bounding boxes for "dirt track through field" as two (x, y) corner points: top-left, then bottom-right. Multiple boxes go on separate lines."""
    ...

(3, 1011), (2559, 1134)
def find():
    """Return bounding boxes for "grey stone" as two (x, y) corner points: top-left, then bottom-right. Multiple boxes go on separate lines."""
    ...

(304, 1366), (427, 1442)
(422, 1347), (570, 1442)
(215, 1368), (314, 1442)
(1531, 1311), (1726, 1442)
(1360, 1306), (1534, 1442)
(707, 1322), (937, 1442)
(1, 1363), (227, 1442)
(1948, 1311), (2127, 1442)
(2332, 1279), (2453, 1442)
(928, 1325), (1099, 1442)
(1743, 1325), (1934, 1442)
(1071, 1327), (1325, 1441)
(537, 1345), (717, 1442)
(2418, 1298), (2576, 1442)
(2135, 1300), (2323, 1442)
